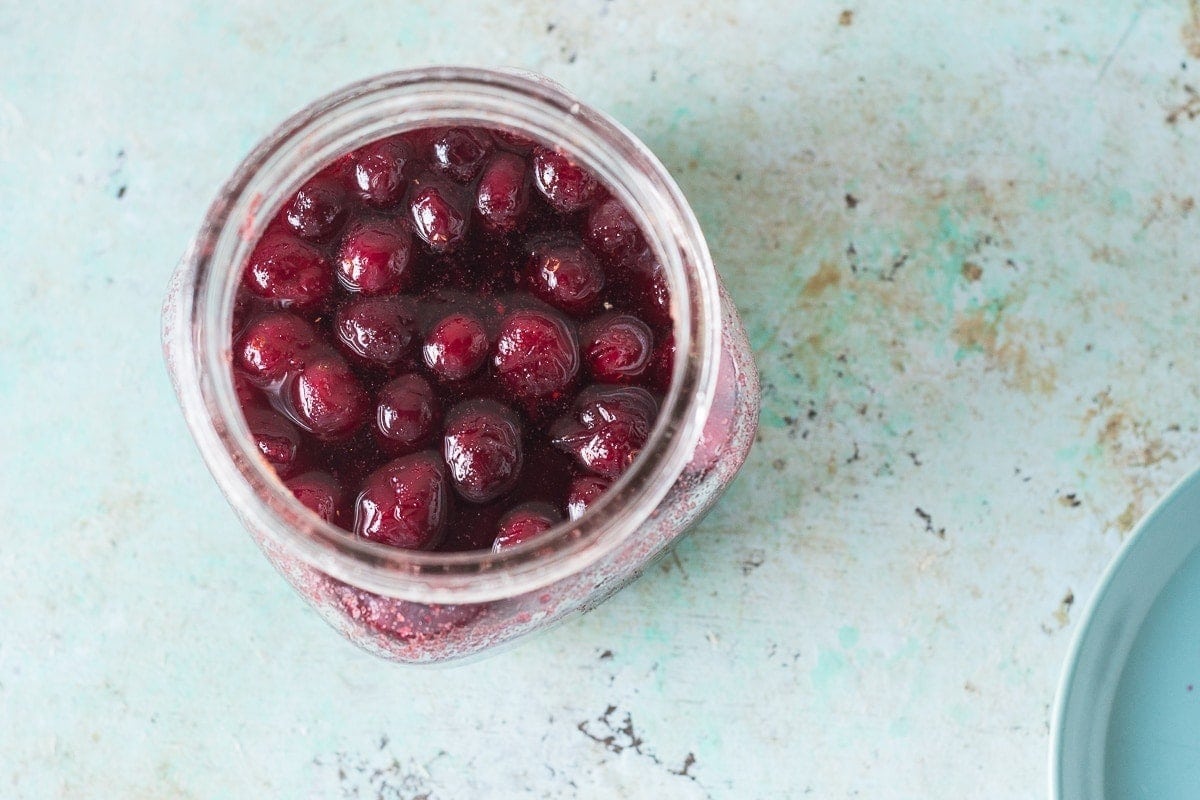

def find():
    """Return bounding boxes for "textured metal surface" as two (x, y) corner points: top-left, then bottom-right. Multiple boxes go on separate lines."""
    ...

(2, 1), (1199, 797)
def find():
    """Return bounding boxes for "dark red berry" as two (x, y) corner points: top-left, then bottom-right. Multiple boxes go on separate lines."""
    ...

(648, 330), (676, 393)
(334, 296), (418, 367)
(475, 151), (530, 233)
(524, 238), (606, 316)
(289, 357), (368, 440)
(442, 399), (524, 504)
(581, 313), (653, 383)
(585, 195), (641, 260)
(532, 146), (599, 213)
(551, 385), (658, 478)
(409, 176), (469, 251)
(335, 217), (413, 295)
(243, 233), (333, 309)
(494, 128), (535, 153)
(354, 451), (450, 550)
(493, 501), (561, 552)
(245, 406), (302, 477)
(350, 135), (413, 206)
(567, 475), (611, 520)
(375, 374), (439, 453)
(626, 246), (673, 327)
(492, 309), (579, 400)
(423, 312), (489, 381)
(286, 471), (342, 523)
(233, 372), (261, 406)
(235, 312), (318, 385)
(432, 127), (493, 182)
(284, 170), (347, 240)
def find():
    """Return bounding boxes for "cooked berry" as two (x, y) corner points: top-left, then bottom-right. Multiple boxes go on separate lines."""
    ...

(286, 471), (342, 524)
(235, 312), (317, 385)
(581, 313), (654, 383)
(524, 238), (605, 315)
(409, 176), (469, 251)
(245, 406), (303, 477)
(335, 217), (413, 295)
(243, 233), (333, 308)
(625, 246), (673, 327)
(423, 312), (489, 381)
(375, 374), (439, 453)
(350, 135), (413, 206)
(475, 151), (530, 233)
(289, 357), (369, 440)
(334, 296), (417, 367)
(284, 170), (347, 240)
(443, 399), (524, 504)
(551, 385), (658, 478)
(567, 475), (611, 520)
(492, 309), (579, 400)
(585, 195), (641, 260)
(493, 502), (562, 551)
(432, 127), (493, 182)
(354, 451), (450, 549)
(532, 146), (599, 212)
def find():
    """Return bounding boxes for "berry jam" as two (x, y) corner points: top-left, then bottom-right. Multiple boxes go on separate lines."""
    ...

(231, 126), (674, 553)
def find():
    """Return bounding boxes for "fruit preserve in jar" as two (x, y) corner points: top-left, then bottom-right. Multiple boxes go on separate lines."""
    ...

(162, 68), (759, 664)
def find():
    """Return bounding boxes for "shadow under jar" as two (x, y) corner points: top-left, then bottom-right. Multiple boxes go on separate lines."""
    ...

(162, 67), (760, 664)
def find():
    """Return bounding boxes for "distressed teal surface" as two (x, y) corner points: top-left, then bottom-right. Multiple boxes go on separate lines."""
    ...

(2, 1), (1200, 798)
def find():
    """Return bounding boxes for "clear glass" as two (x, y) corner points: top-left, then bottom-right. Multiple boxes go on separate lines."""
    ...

(161, 67), (760, 664)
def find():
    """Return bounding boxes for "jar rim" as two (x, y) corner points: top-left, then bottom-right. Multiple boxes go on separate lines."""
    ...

(172, 67), (720, 603)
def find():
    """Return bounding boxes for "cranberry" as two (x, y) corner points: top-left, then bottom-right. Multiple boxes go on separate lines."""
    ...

(334, 296), (417, 367)
(289, 357), (368, 440)
(422, 312), (489, 381)
(524, 238), (606, 316)
(475, 151), (530, 233)
(375, 374), (439, 452)
(585, 195), (641, 261)
(581, 313), (653, 383)
(551, 385), (658, 478)
(566, 475), (611, 520)
(409, 176), (469, 252)
(353, 451), (450, 549)
(648, 331), (676, 392)
(233, 372), (261, 406)
(284, 170), (347, 240)
(243, 233), (333, 309)
(532, 146), (599, 213)
(493, 502), (562, 552)
(286, 471), (342, 523)
(442, 399), (524, 503)
(492, 309), (579, 400)
(625, 246), (673, 327)
(350, 135), (413, 206)
(335, 217), (413, 295)
(432, 127), (493, 182)
(245, 406), (302, 477)
(235, 312), (317, 385)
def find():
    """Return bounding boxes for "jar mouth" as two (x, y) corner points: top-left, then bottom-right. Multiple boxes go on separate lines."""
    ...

(178, 67), (720, 603)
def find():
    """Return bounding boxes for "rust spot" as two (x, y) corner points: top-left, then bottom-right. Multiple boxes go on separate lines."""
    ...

(952, 308), (998, 353)
(839, 9), (854, 26)
(1184, 0), (1200, 58)
(1166, 84), (1200, 125)
(801, 261), (840, 297)
(961, 261), (983, 282)
(1116, 501), (1138, 534)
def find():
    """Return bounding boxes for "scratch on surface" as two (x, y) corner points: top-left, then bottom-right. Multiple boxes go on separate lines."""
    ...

(1097, 8), (1143, 82)
(577, 706), (711, 796)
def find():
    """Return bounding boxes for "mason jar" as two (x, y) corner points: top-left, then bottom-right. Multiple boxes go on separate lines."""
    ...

(161, 67), (760, 664)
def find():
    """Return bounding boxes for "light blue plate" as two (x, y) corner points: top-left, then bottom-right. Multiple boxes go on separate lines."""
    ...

(1052, 467), (1200, 799)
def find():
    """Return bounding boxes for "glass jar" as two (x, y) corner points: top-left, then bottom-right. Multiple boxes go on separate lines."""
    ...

(161, 67), (760, 664)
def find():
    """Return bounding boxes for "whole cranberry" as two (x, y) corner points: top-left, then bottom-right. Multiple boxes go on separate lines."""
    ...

(625, 246), (673, 327)
(475, 151), (530, 233)
(284, 169), (347, 240)
(566, 475), (611, 520)
(334, 296), (418, 368)
(423, 312), (489, 381)
(581, 313), (654, 383)
(286, 470), (342, 524)
(244, 406), (302, 478)
(551, 385), (658, 479)
(524, 238), (605, 316)
(442, 399), (524, 504)
(585, 195), (641, 261)
(354, 451), (450, 549)
(335, 218), (413, 295)
(375, 374), (439, 453)
(492, 309), (579, 400)
(532, 146), (599, 213)
(243, 233), (333, 309)
(235, 312), (318, 385)
(289, 357), (368, 440)
(409, 176), (469, 252)
(492, 502), (562, 552)
(432, 127), (493, 182)
(350, 135), (413, 206)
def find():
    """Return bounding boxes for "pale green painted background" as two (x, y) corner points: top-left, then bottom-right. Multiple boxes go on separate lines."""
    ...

(3, 2), (1199, 797)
